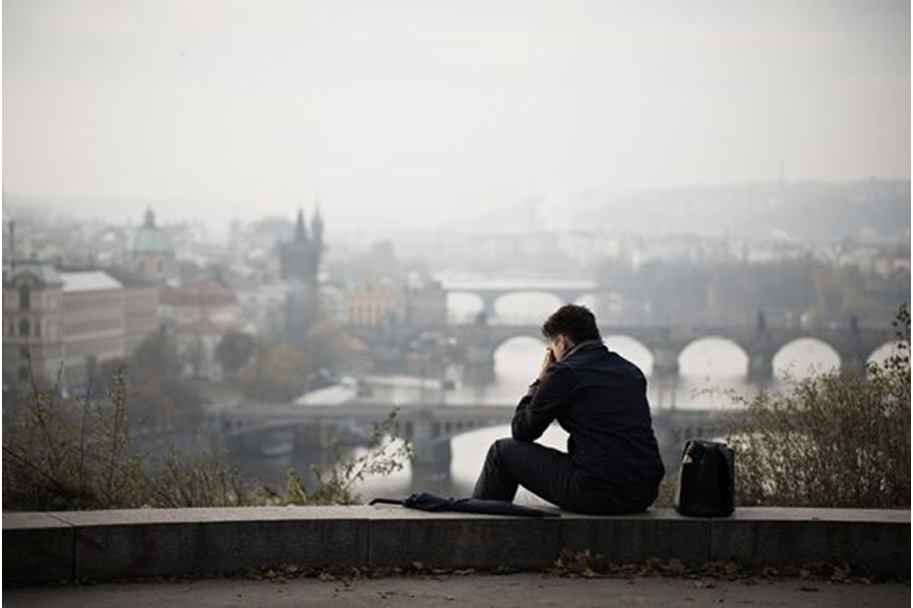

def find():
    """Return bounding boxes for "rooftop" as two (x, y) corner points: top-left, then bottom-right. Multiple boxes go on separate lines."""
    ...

(2, 261), (63, 286)
(127, 209), (175, 256)
(59, 270), (122, 293)
(160, 279), (237, 307)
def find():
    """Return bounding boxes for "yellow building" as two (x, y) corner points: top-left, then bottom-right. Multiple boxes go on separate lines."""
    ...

(346, 282), (395, 326)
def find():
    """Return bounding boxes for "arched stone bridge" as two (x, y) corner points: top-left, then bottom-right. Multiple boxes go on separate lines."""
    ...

(217, 401), (742, 475)
(346, 318), (896, 384)
(441, 279), (598, 319)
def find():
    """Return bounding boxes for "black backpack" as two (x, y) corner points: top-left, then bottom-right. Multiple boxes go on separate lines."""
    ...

(674, 440), (735, 517)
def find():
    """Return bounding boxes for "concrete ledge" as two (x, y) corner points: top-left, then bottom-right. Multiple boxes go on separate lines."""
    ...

(2, 513), (74, 585)
(3, 507), (909, 585)
(710, 508), (910, 576)
(67, 507), (368, 580)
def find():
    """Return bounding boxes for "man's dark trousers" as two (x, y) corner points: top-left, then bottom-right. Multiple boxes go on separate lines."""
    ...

(472, 437), (637, 515)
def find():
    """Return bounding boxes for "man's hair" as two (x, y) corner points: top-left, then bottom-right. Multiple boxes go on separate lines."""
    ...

(541, 304), (601, 344)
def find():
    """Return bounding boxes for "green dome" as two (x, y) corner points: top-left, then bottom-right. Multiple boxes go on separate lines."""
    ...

(128, 209), (175, 255)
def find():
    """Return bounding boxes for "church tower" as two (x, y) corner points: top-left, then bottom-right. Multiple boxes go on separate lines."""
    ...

(279, 208), (323, 286)
(279, 206), (325, 343)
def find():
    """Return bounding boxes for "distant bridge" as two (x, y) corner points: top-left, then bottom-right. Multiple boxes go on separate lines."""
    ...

(440, 279), (598, 319)
(217, 401), (741, 474)
(346, 319), (896, 383)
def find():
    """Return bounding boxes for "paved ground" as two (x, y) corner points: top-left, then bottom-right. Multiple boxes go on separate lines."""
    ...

(5, 573), (909, 608)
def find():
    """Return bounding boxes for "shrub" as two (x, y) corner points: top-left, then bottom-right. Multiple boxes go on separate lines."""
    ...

(2, 363), (255, 510)
(728, 305), (910, 508)
(3, 359), (412, 511)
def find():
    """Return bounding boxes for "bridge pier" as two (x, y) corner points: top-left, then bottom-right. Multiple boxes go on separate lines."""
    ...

(412, 440), (453, 482)
(747, 312), (775, 382)
(837, 316), (868, 376)
(409, 411), (454, 482)
(478, 294), (499, 322)
(838, 351), (868, 376)
(747, 354), (774, 382)
(651, 346), (680, 378)
(462, 345), (496, 385)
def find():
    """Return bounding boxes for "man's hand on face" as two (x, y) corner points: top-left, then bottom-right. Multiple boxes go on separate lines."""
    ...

(538, 348), (557, 380)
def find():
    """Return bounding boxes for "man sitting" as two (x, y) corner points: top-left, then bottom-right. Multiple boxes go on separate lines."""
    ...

(472, 304), (665, 514)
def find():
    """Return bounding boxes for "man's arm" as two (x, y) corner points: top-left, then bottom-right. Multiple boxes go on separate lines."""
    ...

(511, 363), (576, 442)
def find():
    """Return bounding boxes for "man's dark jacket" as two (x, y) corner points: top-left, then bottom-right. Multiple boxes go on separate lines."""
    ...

(512, 339), (665, 510)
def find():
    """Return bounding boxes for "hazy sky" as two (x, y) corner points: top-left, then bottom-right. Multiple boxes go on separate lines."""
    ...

(3, 0), (910, 233)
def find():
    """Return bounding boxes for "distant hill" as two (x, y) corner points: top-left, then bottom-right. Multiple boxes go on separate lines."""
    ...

(452, 180), (911, 242)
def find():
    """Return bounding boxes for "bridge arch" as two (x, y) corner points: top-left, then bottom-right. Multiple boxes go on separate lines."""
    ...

(573, 293), (600, 309)
(867, 341), (904, 366)
(772, 338), (841, 379)
(678, 336), (750, 378)
(493, 335), (547, 385)
(604, 334), (654, 375)
(493, 291), (565, 325)
(446, 291), (485, 323)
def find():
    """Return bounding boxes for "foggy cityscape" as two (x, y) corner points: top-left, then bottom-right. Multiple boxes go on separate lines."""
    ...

(2, 1), (911, 601)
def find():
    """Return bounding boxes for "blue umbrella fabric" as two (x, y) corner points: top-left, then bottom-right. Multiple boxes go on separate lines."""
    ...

(369, 492), (560, 518)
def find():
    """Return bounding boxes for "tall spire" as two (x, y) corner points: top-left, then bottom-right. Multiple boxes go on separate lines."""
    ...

(144, 208), (156, 227)
(294, 208), (308, 242)
(312, 202), (324, 244)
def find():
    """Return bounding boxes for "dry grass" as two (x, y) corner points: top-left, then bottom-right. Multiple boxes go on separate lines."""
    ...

(3, 360), (412, 510)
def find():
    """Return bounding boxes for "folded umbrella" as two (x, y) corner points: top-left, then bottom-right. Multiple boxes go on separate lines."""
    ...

(370, 492), (560, 518)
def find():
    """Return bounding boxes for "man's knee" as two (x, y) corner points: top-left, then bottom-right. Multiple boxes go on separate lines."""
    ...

(487, 437), (514, 460)
(487, 437), (525, 467)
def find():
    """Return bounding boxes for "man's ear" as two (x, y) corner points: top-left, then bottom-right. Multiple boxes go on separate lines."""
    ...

(558, 335), (572, 357)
